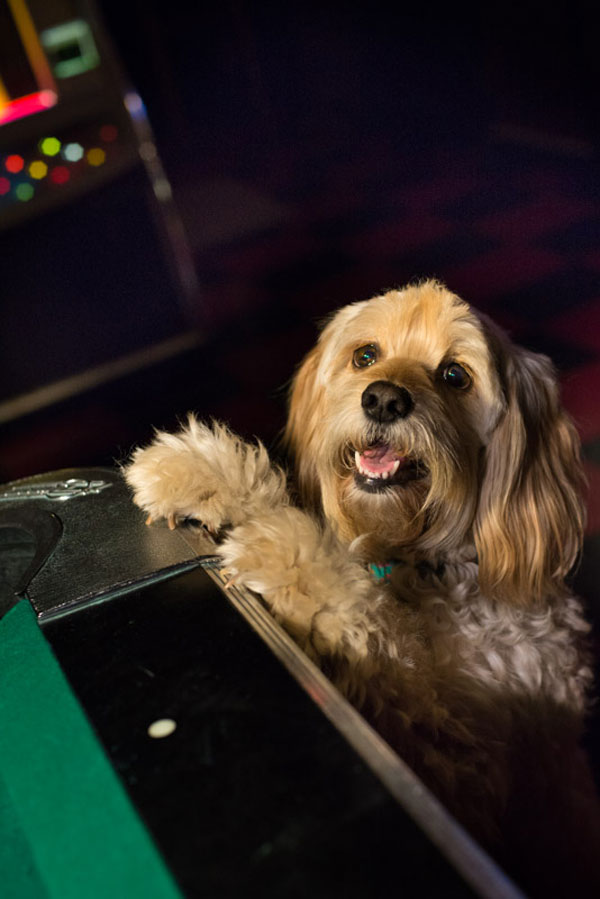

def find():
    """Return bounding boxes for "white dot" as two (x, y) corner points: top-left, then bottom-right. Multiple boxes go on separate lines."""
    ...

(147, 718), (177, 739)
(139, 141), (157, 161)
(152, 177), (172, 201)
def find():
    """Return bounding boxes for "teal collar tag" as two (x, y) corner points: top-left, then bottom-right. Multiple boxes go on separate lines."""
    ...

(369, 559), (446, 584)
(369, 562), (397, 583)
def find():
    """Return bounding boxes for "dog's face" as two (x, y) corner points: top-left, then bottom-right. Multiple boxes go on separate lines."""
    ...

(285, 280), (584, 603)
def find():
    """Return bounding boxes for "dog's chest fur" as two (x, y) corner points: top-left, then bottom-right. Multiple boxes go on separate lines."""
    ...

(389, 560), (591, 713)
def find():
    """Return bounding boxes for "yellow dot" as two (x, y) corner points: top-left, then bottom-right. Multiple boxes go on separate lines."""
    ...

(86, 147), (106, 167)
(29, 160), (48, 180)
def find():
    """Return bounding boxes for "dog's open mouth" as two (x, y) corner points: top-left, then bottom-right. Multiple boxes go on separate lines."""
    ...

(353, 444), (425, 492)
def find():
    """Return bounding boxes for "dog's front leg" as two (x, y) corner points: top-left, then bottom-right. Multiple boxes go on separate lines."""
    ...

(218, 505), (380, 658)
(216, 507), (436, 720)
(124, 418), (411, 670)
(123, 417), (370, 654)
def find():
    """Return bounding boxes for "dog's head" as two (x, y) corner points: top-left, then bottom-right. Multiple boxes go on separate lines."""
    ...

(285, 280), (584, 603)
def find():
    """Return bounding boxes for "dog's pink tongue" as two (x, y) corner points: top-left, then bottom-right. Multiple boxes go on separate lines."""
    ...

(360, 444), (403, 474)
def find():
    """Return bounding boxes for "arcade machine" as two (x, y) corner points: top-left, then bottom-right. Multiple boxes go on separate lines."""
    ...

(0, 4), (524, 897)
(0, 0), (199, 422)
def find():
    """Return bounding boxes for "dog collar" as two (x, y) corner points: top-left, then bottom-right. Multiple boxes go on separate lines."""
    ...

(369, 562), (397, 583)
(368, 559), (446, 584)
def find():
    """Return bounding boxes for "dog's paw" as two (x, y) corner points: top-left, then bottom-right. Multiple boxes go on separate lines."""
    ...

(123, 417), (287, 534)
(218, 507), (376, 658)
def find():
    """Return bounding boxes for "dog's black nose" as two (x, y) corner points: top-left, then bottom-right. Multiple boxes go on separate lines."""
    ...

(361, 380), (414, 423)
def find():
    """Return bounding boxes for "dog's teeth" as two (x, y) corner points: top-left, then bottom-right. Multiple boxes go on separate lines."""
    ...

(355, 452), (371, 477)
(355, 450), (402, 480)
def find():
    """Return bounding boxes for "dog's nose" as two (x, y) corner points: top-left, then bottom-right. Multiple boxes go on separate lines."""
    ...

(361, 380), (414, 423)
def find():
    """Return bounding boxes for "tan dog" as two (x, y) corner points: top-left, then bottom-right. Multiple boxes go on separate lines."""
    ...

(124, 280), (600, 895)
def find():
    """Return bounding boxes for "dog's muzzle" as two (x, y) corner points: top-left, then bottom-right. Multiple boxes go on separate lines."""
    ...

(354, 382), (425, 491)
(361, 380), (414, 424)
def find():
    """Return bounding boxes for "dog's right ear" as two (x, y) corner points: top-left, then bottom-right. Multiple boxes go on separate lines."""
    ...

(284, 344), (326, 509)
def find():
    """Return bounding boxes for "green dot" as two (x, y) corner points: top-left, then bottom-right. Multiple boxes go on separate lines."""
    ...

(40, 137), (61, 157)
(16, 183), (34, 202)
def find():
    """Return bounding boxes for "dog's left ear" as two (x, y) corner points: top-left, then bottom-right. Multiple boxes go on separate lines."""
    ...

(284, 344), (326, 509)
(474, 341), (585, 604)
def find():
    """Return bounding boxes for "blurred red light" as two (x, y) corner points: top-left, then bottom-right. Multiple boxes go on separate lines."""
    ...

(50, 166), (70, 185)
(5, 155), (24, 174)
(100, 124), (118, 142)
(0, 176), (11, 195)
(0, 90), (58, 126)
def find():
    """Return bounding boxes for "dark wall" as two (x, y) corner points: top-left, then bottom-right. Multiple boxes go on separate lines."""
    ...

(98, 0), (598, 177)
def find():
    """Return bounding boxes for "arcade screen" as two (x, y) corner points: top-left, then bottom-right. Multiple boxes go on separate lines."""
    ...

(0, 0), (100, 127)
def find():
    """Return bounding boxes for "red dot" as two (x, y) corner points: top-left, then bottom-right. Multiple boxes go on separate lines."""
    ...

(0, 176), (11, 195)
(5, 155), (24, 174)
(50, 166), (70, 185)
(100, 124), (118, 142)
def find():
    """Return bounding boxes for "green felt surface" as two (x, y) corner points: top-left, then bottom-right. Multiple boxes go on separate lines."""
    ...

(0, 600), (182, 899)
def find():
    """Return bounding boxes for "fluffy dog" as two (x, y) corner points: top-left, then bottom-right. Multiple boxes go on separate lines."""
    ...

(124, 280), (600, 895)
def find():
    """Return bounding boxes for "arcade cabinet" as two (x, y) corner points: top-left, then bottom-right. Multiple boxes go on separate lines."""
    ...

(0, 0), (199, 424)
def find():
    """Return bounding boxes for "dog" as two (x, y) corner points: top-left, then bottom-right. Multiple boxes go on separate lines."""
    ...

(124, 280), (600, 895)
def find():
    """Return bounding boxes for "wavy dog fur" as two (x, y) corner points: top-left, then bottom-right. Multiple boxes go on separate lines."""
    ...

(124, 280), (599, 896)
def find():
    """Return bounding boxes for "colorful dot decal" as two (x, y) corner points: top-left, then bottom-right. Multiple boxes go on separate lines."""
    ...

(29, 161), (48, 180)
(86, 147), (106, 167)
(100, 124), (118, 142)
(39, 137), (61, 157)
(5, 155), (24, 174)
(15, 183), (34, 201)
(50, 166), (70, 185)
(0, 121), (122, 212)
(63, 142), (84, 162)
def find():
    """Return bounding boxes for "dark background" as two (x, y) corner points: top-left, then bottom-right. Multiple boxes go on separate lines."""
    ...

(2, 0), (600, 463)
(1, 1), (600, 582)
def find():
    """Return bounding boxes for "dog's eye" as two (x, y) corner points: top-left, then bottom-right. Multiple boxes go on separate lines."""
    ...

(442, 362), (472, 390)
(353, 344), (378, 368)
